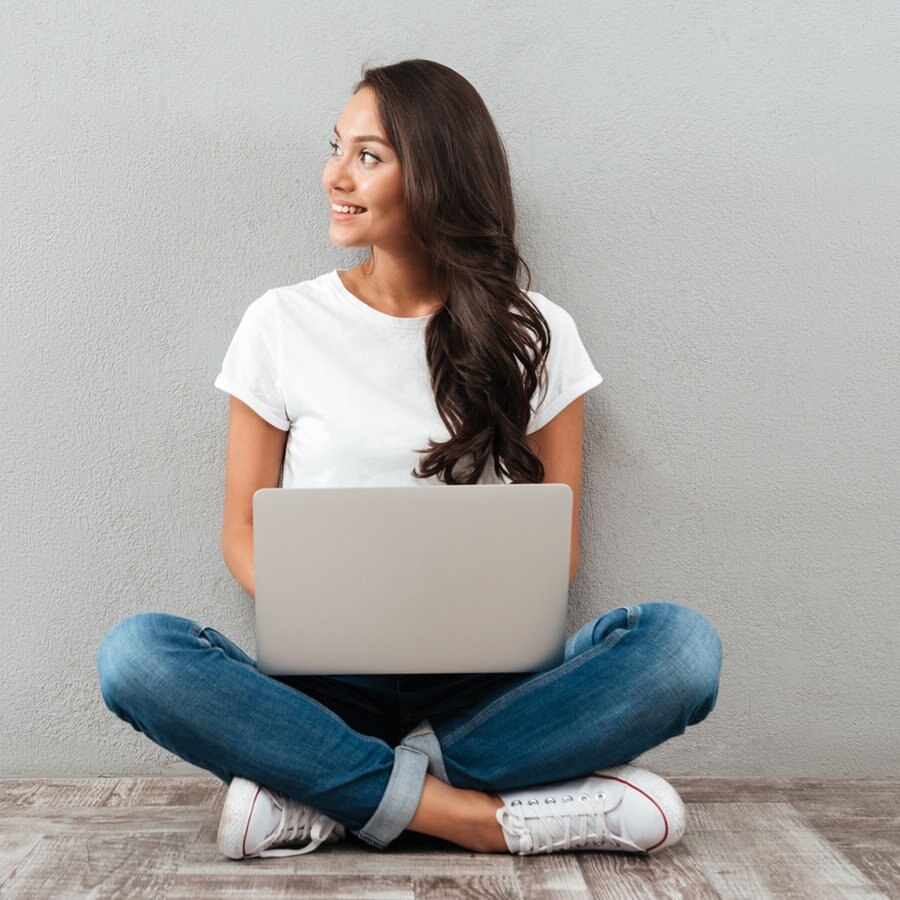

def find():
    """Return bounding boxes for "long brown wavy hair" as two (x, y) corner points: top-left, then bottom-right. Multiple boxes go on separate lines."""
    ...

(352, 59), (551, 485)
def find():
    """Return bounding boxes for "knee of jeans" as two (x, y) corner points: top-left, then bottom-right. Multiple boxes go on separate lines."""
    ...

(643, 601), (723, 721)
(96, 612), (183, 714)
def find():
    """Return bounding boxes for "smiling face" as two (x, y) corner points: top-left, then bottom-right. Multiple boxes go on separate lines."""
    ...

(323, 86), (414, 250)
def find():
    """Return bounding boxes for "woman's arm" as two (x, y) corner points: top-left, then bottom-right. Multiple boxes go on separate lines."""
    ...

(222, 523), (256, 600)
(220, 395), (288, 602)
(525, 394), (587, 585)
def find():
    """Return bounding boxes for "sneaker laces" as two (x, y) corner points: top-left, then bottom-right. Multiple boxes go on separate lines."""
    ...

(257, 790), (346, 858)
(498, 791), (638, 854)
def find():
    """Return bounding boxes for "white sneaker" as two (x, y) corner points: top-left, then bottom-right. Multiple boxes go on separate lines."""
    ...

(217, 776), (346, 859)
(495, 764), (686, 856)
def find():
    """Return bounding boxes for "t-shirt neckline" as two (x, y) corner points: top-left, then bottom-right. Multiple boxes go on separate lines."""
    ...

(329, 269), (435, 329)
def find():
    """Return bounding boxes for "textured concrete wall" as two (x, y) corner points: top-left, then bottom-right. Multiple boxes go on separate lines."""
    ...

(2, 1), (897, 777)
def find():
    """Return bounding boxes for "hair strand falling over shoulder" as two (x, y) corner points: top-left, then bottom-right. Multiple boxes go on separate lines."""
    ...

(353, 58), (551, 484)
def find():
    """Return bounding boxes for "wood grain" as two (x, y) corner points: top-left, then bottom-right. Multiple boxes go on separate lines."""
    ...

(0, 777), (894, 899)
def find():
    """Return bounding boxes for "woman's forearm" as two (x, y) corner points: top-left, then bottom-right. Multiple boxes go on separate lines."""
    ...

(221, 523), (255, 601)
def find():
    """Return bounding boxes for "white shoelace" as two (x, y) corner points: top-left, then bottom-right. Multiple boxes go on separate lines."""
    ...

(257, 792), (345, 858)
(498, 794), (632, 854)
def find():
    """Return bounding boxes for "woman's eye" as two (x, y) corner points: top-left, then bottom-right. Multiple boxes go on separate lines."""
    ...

(328, 141), (378, 164)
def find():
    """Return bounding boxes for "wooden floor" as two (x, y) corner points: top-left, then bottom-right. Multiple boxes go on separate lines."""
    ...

(0, 776), (896, 898)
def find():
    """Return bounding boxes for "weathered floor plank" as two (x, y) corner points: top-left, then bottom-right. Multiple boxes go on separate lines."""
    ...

(0, 834), (189, 900)
(0, 778), (894, 900)
(684, 801), (888, 899)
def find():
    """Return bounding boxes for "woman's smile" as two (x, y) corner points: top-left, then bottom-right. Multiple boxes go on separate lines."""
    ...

(331, 205), (368, 221)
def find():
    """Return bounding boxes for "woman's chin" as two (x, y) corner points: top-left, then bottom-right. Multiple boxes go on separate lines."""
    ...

(328, 232), (364, 248)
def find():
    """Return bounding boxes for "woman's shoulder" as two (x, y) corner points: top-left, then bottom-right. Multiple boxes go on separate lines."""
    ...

(246, 271), (343, 322)
(267, 270), (337, 302)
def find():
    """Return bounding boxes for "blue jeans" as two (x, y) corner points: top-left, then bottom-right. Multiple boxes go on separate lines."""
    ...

(96, 601), (722, 850)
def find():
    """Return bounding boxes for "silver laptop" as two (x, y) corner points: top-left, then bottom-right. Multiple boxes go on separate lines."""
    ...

(252, 484), (573, 675)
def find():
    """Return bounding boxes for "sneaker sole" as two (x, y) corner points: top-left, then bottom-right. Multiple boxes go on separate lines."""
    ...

(594, 764), (687, 854)
(217, 776), (263, 859)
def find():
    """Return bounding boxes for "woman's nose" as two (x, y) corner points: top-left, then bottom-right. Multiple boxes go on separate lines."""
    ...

(325, 155), (354, 189)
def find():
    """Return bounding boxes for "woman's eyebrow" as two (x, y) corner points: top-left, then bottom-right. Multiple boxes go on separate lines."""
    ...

(333, 125), (392, 147)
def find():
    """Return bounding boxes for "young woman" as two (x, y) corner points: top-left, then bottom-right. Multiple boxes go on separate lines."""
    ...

(96, 59), (723, 860)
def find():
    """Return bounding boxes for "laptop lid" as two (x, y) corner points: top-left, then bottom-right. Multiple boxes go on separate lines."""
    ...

(252, 484), (573, 675)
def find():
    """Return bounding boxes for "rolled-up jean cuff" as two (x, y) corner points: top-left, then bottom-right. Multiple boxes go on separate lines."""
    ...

(355, 745), (429, 849)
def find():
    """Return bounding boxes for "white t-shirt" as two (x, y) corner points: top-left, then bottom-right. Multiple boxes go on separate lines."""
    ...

(214, 269), (603, 487)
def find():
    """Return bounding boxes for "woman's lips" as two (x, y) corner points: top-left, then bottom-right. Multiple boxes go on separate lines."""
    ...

(331, 208), (367, 220)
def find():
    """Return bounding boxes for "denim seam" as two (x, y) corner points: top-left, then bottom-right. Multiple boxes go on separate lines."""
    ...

(195, 625), (214, 650)
(193, 624), (263, 677)
(572, 604), (631, 657)
(439, 622), (634, 751)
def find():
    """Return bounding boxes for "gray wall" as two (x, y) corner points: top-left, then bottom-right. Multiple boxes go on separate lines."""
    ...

(2, 1), (897, 778)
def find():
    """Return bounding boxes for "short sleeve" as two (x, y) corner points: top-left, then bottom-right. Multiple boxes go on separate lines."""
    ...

(213, 291), (290, 431)
(528, 303), (603, 434)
